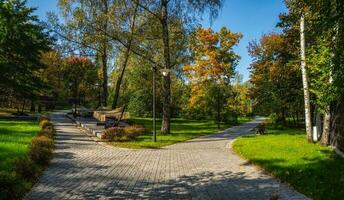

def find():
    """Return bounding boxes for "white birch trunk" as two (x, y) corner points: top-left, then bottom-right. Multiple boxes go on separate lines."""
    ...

(300, 14), (313, 142)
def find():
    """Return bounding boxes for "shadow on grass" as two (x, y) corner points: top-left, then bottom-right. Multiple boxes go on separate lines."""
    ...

(243, 148), (344, 200)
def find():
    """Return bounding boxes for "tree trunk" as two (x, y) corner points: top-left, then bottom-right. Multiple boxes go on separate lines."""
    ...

(30, 101), (35, 112)
(111, 2), (139, 109)
(217, 87), (220, 129)
(160, 0), (171, 134)
(101, 0), (109, 107)
(321, 106), (331, 145)
(300, 14), (313, 142)
(112, 45), (131, 109)
(101, 51), (108, 107)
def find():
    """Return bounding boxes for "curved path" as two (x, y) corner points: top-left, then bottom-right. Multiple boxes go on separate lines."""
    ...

(26, 113), (307, 200)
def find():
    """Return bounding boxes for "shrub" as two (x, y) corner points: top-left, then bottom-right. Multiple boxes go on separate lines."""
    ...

(37, 129), (54, 138)
(29, 136), (53, 166)
(0, 172), (29, 200)
(13, 157), (41, 182)
(38, 115), (50, 124)
(104, 125), (145, 141)
(103, 127), (124, 141)
(40, 120), (53, 130)
(256, 122), (267, 134)
(123, 125), (145, 140)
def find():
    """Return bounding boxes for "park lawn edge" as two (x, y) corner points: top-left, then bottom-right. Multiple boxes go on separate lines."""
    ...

(232, 127), (344, 200)
(109, 116), (253, 149)
(0, 117), (55, 200)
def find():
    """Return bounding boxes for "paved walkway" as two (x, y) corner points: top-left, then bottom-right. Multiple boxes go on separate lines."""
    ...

(26, 113), (308, 200)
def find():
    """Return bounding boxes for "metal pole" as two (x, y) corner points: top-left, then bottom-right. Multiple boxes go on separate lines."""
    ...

(152, 67), (157, 142)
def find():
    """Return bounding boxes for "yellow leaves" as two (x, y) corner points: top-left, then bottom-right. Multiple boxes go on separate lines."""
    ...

(184, 27), (241, 109)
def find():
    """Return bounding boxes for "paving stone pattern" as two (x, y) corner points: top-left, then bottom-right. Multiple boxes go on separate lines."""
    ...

(26, 113), (308, 200)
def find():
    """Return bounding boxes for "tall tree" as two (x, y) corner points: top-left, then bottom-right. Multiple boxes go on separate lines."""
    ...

(300, 14), (313, 142)
(184, 27), (242, 126)
(55, 0), (113, 106)
(136, 0), (223, 134)
(0, 0), (51, 102)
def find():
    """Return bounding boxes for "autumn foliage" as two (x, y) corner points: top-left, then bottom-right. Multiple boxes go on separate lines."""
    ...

(184, 27), (242, 107)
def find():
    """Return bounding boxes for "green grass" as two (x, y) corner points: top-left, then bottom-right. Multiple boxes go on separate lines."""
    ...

(110, 116), (252, 149)
(0, 119), (39, 173)
(233, 127), (344, 200)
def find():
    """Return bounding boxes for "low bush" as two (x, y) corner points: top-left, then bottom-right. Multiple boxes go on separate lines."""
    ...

(39, 119), (49, 128)
(123, 125), (145, 140)
(37, 129), (54, 138)
(256, 122), (266, 134)
(103, 127), (124, 141)
(40, 120), (53, 130)
(38, 115), (50, 124)
(13, 157), (41, 182)
(29, 136), (53, 166)
(104, 125), (145, 141)
(0, 172), (29, 200)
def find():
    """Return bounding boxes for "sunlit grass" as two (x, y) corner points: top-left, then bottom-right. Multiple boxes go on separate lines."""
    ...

(0, 120), (39, 173)
(110, 116), (252, 149)
(233, 127), (344, 200)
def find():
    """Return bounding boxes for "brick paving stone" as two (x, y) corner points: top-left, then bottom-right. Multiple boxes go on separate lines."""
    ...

(26, 112), (309, 200)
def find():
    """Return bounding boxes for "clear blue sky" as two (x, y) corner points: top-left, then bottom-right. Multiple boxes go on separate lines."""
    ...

(27, 0), (287, 81)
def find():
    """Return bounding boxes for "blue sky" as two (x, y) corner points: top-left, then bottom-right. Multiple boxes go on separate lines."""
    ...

(27, 0), (287, 81)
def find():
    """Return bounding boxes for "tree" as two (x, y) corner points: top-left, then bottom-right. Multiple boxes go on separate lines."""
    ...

(135, 0), (224, 134)
(184, 27), (242, 127)
(55, 0), (114, 107)
(0, 0), (51, 107)
(299, 14), (313, 142)
(249, 32), (303, 124)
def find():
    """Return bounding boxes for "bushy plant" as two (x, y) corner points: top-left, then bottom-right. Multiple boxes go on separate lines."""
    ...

(256, 122), (267, 134)
(29, 136), (53, 166)
(103, 127), (124, 141)
(38, 116), (50, 124)
(0, 172), (29, 200)
(104, 125), (145, 141)
(38, 127), (55, 138)
(40, 120), (53, 130)
(123, 125), (145, 140)
(13, 157), (41, 182)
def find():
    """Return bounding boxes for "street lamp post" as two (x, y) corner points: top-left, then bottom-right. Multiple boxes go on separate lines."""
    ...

(152, 68), (171, 142)
(152, 67), (157, 143)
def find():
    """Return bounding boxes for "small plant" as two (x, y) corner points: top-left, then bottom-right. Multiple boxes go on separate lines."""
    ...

(29, 136), (53, 166)
(13, 157), (41, 182)
(104, 125), (145, 141)
(256, 122), (266, 134)
(103, 127), (124, 141)
(123, 125), (145, 140)
(0, 172), (29, 200)
(40, 120), (53, 130)
(38, 115), (50, 124)
(37, 129), (54, 138)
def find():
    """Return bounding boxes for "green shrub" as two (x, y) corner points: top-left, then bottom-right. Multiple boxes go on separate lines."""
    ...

(104, 125), (145, 141)
(103, 127), (124, 141)
(123, 125), (145, 140)
(39, 119), (49, 128)
(0, 172), (29, 200)
(256, 122), (267, 134)
(13, 157), (41, 182)
(38, 116), (50, 124)
(29, 136), (53, 166)
(37, 129), (54, 138)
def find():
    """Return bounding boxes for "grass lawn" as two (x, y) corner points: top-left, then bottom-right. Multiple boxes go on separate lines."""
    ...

(0, 119), (39, 174)
(110, 116), (252, 149)
(233, 127), (344, 200)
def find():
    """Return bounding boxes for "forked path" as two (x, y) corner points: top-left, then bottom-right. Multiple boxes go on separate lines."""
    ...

(26, 113), (308, 200)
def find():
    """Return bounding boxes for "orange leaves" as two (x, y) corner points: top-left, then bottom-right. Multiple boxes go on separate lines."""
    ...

(184, 27), (241, 108)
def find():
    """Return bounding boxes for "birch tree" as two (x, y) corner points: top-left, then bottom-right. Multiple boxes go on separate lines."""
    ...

(300, 14), (313, 142)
